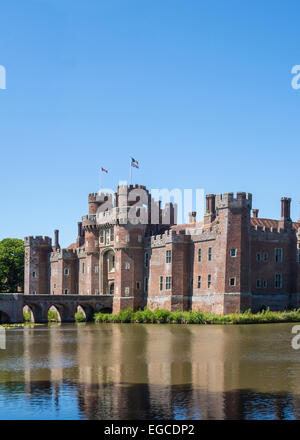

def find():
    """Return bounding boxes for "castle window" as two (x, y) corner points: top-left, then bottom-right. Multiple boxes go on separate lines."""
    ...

(82, 263), (85, 274)
(275, 248), (283, 263)
(230, 277), (236, 286)
(144, 277), (148, 293)
(208, 248), (212, 261)
(159, 276), (163, 291)
(64, 289), (68, 295)
(136, 281), (141, 290)
(86, 241), (89, 248)
(166, 276), (172, 290)
(53, 284), (56, 289)
(263, 252), (268, 262)
(256, 253), (261, 262)
(64, 268), (69, 276)
(32, 271), (36, 278)
(230, 249), (237, 257)
(144, 252), (149, 268)
(166, 250), (172, 263)
(100, 230), (104, 244)
(256, 279), (261, 288)
(207, 274), (211, 288)
(126, 234), (130, 243)
(198, 248), (202, 262)
(110, 228), (114, 241)
(94, 266), (99, 273)
(189, 276), (193, 288)
(31, 291), (36, 295)
(95, 289), (99, 295)
(263, 280), (268, 288)
(197, 275), (201, 289)
(275, 273), (282, 289)
(138, 235), (142, 243)
(125, 262), (130, 270)
(95, 240), (98, 248)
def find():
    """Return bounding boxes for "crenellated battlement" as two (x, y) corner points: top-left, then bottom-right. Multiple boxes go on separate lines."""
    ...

(24, 236), (52, 247)
(148, 228), (191, 248)
(50, 248), (78, 261)
(215, 192), (252, 210)
(250, 224), (296, 240)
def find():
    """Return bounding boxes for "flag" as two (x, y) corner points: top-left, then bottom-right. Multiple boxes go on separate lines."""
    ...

(101, 167), (108, 173)
(131, 157), (139, 168)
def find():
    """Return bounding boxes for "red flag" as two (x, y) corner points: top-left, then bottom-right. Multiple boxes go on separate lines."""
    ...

(101, 167), (108, 173)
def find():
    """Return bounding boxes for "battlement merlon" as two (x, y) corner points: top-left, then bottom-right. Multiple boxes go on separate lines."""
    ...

(24, 236), (52, 247)
(215, 192), (252, 210)
(50, 248), (78, 262)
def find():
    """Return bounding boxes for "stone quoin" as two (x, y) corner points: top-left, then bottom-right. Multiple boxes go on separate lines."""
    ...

(24, 183), (300, 315)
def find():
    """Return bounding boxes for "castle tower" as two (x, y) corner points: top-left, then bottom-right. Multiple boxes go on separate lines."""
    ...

(215, 192), (252, 313)
(24, 236), (52, 294)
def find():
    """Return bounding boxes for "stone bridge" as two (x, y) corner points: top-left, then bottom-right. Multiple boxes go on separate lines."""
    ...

(0, 294), (113, 323)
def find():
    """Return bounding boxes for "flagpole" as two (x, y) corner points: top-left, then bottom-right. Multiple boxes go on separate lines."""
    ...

(99, 168), (102, 193)
(130, 159), (132, 185)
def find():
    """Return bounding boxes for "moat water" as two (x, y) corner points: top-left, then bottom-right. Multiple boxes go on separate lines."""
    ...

(0, 322), (299, 419)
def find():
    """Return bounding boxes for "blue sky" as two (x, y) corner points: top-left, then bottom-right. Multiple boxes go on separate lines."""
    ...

(0, 0), (300, 247)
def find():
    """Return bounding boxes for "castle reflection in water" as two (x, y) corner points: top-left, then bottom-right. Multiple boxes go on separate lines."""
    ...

(7, 323), (300, 419)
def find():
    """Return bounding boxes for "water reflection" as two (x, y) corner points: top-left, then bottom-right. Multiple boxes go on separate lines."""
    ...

(0, 323), (300, 419)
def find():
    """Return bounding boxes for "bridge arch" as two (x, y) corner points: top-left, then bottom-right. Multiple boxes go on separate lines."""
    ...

(23, 304), (43, 323)
(47, 303), (72, 322)
(99, 307), (113, 314)
(76, 304), (95, 321)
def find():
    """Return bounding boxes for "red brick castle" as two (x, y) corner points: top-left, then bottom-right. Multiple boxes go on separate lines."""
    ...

(24, 184), (300, 314)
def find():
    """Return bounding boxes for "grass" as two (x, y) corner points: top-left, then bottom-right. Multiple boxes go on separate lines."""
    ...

(74, 312), (86, 322)
(48, 310), (59, 322)
(94, 307), (300, 325)
(23, 311), (31, 322)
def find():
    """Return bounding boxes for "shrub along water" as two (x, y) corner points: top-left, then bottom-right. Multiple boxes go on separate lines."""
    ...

(75, 312), (86, 322)
(48, 310), (59, 322)
(94, 307), (300, 325)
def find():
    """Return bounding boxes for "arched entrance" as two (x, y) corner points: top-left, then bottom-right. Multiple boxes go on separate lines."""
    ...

(100, 248), (115, 295)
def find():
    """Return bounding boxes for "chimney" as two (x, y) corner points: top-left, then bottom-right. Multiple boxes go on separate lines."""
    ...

(77, 222), (83, 247)
(188, 211), (196, 223)
(279, 197), (292, 229)
(204, 194), (216, 224)
(252, 209), (259, 218)
(54, 229), (60, 250)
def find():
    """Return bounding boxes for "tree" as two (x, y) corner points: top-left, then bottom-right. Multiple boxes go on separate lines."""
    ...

(0, 238), (24, 292)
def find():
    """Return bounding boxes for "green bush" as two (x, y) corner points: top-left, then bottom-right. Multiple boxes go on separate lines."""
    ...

(23, 311), (31, 322)
(93, 307), (300, 325)
(75, 312), (86, 322)
(48, 310), (59, 322)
